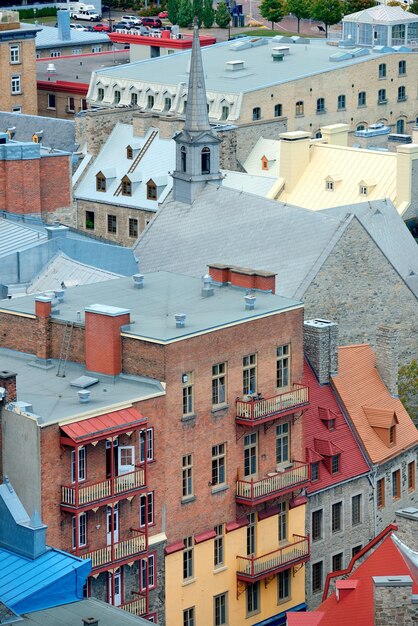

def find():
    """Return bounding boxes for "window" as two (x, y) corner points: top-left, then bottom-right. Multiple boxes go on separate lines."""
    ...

(129, 218), (138, 238)
(67, 96), (75, 113)
(352, 544), (362, 557)
(122, 177), (132, 196)
(139, 428), (154, 463)
(316, 98), (325, 113)
(182, 372), (194, 417)
(11, 74), (21, 94)
(396, 119), (405, 134)
(332, 552), (343, 572)
(399, 60), (406, 75)
(47, 93), (56, 109)
(97, 87), (104, 102)
(337, 94), (346, 110)
(140, 554), (156, 590)
(96, 173), (106, 192)
(332, 501), (342, 533)
(398, 86), (406, 102)
(10, 44), (20, 64)
(352, 494), (362, 526)
(221, 105), (229, 120)
(181, 146), (187, 172)
(277, 344), (290, 389)
(130, 92), (138, 105)
(312, 509), (323, 541)
(107, 214), (117, 234)
(247, 512), (256, 555)
(82, 100), (88, 112)
(212, 443), (226, 487)
(212, 362), (226, 406)
(184, 608), (195, 626)
(274, 103), (282, 117)
(140, 492), (154, 526)
(392, 469), (401, 500)
(408, 461), (415, 492)
(12, 106), (21, 113)
(114, 90), (121, 105)
(164, 97), (172, 112)
(252, 107), (261, 120)
(246, 582), (260, 616)
(311, 462), (319, 482)
(377, 477), (385, 508)
(243, 354), (257, 395)
(85, 210), (95, 230)
(357, 124), (366, 131)
(358, 91), (366, 107)
(214, 524), (224, 568)
(378, 63), (386, 78)
(312, 561), (323, 593)
(71, 447), (86, 483)
(295, 100), (304, 116)
(278, 500), (287, 542)
(389, 425), (396, 445)
(326, 180), (334, 192)
(147, 180), (157, 200)
(276, 423), (289, 465)
(72, 48), (82, 55)
(244, 433), (257, 478)
(378, 89), (387, 104)
(183, 536), (193, 580)
(331, 454), (340, 474)
(278, 569), (291, 602)
(182, 454), (193, 499)
(147, 94), (154, 109)
(50, 50), (61, 58)
(201, 147), (210, 174)
(360, 185), (368, 196)
(72, 512), (87, 548)
(92, 45), (102, 53)
(214, 592), (227, 626)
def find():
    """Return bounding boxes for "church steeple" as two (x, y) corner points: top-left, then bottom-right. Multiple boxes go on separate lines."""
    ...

(171, 18), (222, 205)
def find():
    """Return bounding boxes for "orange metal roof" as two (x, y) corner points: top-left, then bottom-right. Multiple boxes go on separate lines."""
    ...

(60, 407), (146, 444)
(331, 344), (418, 464)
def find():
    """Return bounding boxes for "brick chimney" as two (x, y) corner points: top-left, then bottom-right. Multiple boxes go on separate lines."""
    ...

(0, 371), (17, 403)
(304, 319), (338, 384)
(373, 575), (416, 625)
(278, 131), (311, 194)
(208, 264), (276, 293)
(375, 326), (398, 397)
(85, 304), (130, 377)
(35, 296), (52, 366)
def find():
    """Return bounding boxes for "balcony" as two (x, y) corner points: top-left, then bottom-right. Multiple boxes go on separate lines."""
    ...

(61, 469), (145, 509)
(236, 462), (310, 505)
(237, 534), (310, 583)
(121, 597), (147, 617)
(236, 384), (309, 425)
(80, 532), (146, 570)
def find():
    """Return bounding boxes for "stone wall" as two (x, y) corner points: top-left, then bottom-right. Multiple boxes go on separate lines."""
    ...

(374, 578), (418, 626)
(75, 108), (136, 155)
(375, 450), (418, 533)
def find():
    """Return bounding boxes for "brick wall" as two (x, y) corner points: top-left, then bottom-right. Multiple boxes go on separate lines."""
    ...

(40, 155), (72, 213)
(0, 37), (37, 114)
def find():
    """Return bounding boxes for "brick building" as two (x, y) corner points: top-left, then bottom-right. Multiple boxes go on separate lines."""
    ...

(0, 11), (39, 115)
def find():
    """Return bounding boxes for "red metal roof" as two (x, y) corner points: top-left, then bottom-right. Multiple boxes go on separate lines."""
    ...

(109, 31), (216, 49)
(60, 407), (146, 443)
(302, 360), (370, 494)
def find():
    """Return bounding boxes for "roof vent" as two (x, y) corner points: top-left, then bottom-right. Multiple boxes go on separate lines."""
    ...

(226, 60), (244, 71)
(54, 289), (64, 303)
(201, 274), (214, 298)
(82, 619), (99, 626)
(244, 294), (256, 310)
(47, 63), (56, 73)
(175, 313), (186, 328)
(272, 49), (285, 62)
(77, 389), (90, 404)
(133, 274), (144, 289)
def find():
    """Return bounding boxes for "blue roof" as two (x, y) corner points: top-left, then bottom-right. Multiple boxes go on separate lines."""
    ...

(33, 23), (110, 49)
(0, 545), (91, 614)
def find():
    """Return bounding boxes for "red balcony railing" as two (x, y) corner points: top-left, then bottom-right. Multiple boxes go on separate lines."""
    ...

(236, 384), (309, 425)
(121, 597), (147, 617)
(79, 532), (146, 570)
(237, 534), (310, 582)
(61, 469), (145, 508)
(236, 461), (310, 505)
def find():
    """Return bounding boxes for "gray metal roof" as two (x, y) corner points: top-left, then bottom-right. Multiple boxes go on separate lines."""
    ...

(0, 219), (47, 258)
(34, 23), (110, 49)
(20, 598), (151, 625)
(36, 49), (131, 84)
(0, 112), (76, 153)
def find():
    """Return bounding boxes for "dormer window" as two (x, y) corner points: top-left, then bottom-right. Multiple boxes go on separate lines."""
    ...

(121, 175), (132, 197)
(147, 94), (154, 109)
(261, 156), (268, 171)
(114, 90), (121, 105)
(96, 172), (106, 192)
(389, 425), (396, 446)
(147, 179), (157, 200)
(363, 406), (399, 448)
(360, 185), (368, 196)
(127, 145), (133, 160)
(326, 180), (334, 191)
(331, 454), (340, 474)
(328, 419), (335, 432)
(311, 462), (319, 482)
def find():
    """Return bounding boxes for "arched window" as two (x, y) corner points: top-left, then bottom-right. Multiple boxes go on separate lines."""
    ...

(114, 90), (121, 105)
(97, 87), (104, 102)
(252, 107), (261, 120)
(274, 103), (282, 117)
(356, 124), (366, 131)
(201, 147), (210, 175)
(147, 94), (154, 109)
(396, 119), (405, 134)
(130, 92), (138, 106)
(316, 98), (325, 114)
(122, 176), (132, 196)
(96, 172), (106, 192)
(181, 146), (187, 173)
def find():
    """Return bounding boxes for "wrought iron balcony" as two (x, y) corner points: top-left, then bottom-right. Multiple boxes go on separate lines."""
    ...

(61, 468), (145, 508)
(237, 534), (310, 583)
(236, 384), (309, 425)
(121, 597), (147, 617)
(236, 462), (310, 505)
(80, 532), (146, 570)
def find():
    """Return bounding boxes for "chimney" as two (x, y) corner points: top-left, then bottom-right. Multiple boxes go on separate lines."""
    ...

(375, 326), (399, 397)
(0, 371), (17, 403)
(85, 304), (131, 377)
(57, 9), (71, 41)
(35, 296), (52, 367)
(396, 144), (418, 209)
(412, 126), (418, 145)
(304, 319), (338, 384)
(320, 123), (349, 147)
(373, 576), (416, 626)
(335, 580), (358, 602)
(279, 131), (311, 194)
(207, 265), (276, 293)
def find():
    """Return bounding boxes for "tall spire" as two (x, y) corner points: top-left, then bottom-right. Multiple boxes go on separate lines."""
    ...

(184, 18), (210, 133)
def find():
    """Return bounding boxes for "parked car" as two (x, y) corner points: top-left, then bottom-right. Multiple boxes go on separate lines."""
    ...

(113, 20), (136, 30)
(72, 8), (101, 21)
(121, 14), (141, 24)
(93, 22), (111, 31)
(141, 17), (162, 28)
(158, 10), (168, 18)
(70, 23), (89, 31)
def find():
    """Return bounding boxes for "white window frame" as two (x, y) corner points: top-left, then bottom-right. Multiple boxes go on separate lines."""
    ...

(11, 75), (21, 95)
(140, 491), (154, 527)
(50, 50), (61, 58)
(139, 428), (154, 463)
(71, 446), (86, 483)
(91, 45), (102, 53)
(72, 512), (87, 548)
(10, 44), (20, 64)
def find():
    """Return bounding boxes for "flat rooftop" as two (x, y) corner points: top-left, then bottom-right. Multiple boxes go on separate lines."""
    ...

(0, 271), (302, 343)
(91, 36), (414, 94)
(37, 49), (131, 84)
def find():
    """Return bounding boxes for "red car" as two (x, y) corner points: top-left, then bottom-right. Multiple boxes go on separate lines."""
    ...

(158, 10), (168, 18)
(93, 23), (111, 32)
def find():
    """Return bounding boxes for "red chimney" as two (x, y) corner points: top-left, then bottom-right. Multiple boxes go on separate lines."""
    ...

(85, 305), (131, 376)
(208, 264), (276, 293)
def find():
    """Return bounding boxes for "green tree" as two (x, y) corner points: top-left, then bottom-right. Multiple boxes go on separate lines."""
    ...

(177, 0), (194, 27)
(343, 0), (375, 15)
(409, 0), (418, 14)
(287, 0), (311, 33)
(202, 0), (215, 27)
(167, 0), (179, 24)
(193, 0), (204, 24)
(398, 360), (418, 426)
(259, 0), (286, 29)
(215, 1), (231, 28)
(311, 0), (343, 37)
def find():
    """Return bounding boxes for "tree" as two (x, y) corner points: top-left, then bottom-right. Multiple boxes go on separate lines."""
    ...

(167, 0), (179, 24)
(215, 1), (231, 28)
(259, 0), (286, 30)
(409, 0), (418, 14)
(193, 0), (204, 24)
(202, 0), (215, 27)
(398, 360), (418, 426)
(287, 0), (311, 33)
(343, 0), (375, 15)
(311, 0), (343, 37)
(177, 0), (194, 27)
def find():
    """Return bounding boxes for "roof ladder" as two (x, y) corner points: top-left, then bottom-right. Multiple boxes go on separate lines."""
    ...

(56, 321), (74, 378)
(113, 181), (123, 197)
(127, 130), (158, 174)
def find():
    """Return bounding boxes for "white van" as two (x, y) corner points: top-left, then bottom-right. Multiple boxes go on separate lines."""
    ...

(71, 8), (101, 20)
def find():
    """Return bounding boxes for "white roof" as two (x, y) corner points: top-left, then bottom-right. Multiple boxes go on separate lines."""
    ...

(343, 5), (418, 25)
(221, 170), (278, 196)
(243, 137), (281, 178)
